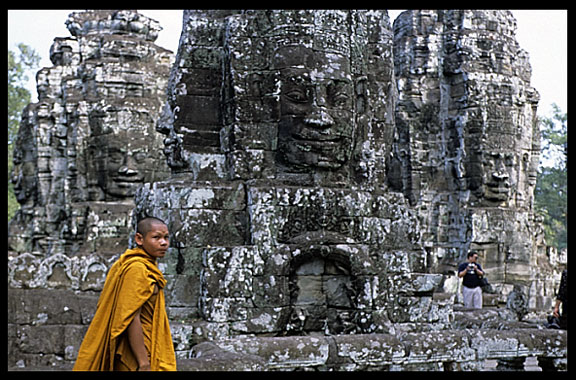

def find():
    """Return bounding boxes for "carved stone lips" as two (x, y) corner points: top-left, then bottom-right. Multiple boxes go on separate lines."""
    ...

(114, 176), (144, 187)
(292, 132), (343, 143)
(486, 180), (510, 191)
(485, 181), (510, 201)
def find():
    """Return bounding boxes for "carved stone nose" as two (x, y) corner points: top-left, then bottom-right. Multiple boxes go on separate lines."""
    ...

(118, 166), (138, 176)
(492, 170), (509, 181)
(118, 156), (139, 176)
(304, 109), (334, 128)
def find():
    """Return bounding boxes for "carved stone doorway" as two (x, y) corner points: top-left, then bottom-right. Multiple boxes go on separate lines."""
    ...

(286, 250), (356, 335)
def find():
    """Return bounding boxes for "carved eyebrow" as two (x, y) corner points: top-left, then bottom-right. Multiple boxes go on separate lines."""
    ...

(328, 80), (352, 92)
(329, 78), (352, 85)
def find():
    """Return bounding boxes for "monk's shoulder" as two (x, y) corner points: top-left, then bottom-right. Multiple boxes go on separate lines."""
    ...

(122, 259), (151, 281)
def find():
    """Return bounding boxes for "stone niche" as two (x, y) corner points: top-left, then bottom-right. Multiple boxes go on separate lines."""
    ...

(9, 10), (173, 259)
(135, 10), (449, 342)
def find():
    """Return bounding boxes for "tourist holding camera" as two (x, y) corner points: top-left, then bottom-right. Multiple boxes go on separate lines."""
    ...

(458, 251), (485, 309)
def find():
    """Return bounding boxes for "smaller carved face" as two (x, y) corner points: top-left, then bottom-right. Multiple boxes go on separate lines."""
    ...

(161, 130), (187, 170)
(11, 161), (36, 205)
(89, 134), (159, 199)
(482, 151), (516, 203)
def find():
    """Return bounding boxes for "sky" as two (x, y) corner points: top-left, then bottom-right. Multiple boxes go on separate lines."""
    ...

(7, 9), (567, 118)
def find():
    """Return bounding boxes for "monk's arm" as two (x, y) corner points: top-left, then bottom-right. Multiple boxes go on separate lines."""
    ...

(127, 307), (151, 371)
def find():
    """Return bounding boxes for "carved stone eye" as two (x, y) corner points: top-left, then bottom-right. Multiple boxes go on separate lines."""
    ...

(133, 152), (148, 163)
(285, 89), (309, 103)
(331, 93), (349, 107)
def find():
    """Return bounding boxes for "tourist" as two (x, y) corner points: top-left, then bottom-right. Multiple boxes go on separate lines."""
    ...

(552, 268), (567, 329)
(457, 251), (485, 309)
(73, 217), (176, 371)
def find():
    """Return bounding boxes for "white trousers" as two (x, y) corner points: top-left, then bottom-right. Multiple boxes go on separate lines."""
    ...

(462, 285), (483, 309)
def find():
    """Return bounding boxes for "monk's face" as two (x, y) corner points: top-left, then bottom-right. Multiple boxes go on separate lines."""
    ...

(135, 222), (170, 259)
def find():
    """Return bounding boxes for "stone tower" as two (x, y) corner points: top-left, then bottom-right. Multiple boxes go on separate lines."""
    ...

(135, 10), (448, 341)
(9, 10), (173, 260)
(391, 10), (554, 307)
(8, 10), (174, 303)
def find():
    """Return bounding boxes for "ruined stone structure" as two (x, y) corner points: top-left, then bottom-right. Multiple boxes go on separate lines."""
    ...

(8, 11), (173, 367)
(8, 10), (566, 371)
(390, 10), (561, 310)
(134, 10), (451, 342)
(9, 10), (172, 259)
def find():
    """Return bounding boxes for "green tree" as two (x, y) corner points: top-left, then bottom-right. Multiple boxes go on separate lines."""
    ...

(534, 104), (567, 250)
(8, 43), (40, 221)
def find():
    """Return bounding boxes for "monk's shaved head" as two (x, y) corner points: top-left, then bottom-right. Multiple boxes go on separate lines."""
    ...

(136, 217), (167, 237)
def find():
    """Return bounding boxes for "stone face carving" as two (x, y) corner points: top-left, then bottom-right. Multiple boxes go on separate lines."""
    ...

(157, 10), (395, 187)
(391, 10), (555, 308)
(275, 46), (356, 171)
(392, 10), (539, 205)
(85, 98), (169, 200)
(8, 10), (173, 257)
(135, 10), (439, 340)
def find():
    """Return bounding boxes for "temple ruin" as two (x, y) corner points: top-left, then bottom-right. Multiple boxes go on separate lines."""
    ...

(8, 10), (566, 371)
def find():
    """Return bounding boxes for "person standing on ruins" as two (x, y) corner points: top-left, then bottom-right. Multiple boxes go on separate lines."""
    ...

(458, 251), (485, 309)
(552, 268), (567, 329)
(73, 217), (176, 371)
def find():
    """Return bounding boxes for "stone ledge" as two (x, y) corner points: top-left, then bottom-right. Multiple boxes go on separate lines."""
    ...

(8, 329), (566, 371)
(181, 329), (567, 371)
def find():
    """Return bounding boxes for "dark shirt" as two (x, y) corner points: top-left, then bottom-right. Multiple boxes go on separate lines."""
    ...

(557, 269), (567, 304)
(458, 262), (483, 288)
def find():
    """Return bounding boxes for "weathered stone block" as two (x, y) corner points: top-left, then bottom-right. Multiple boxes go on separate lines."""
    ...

(182, 341), (267, 371)
(231, 307), (287, 335)
(165, 274), (200, 308)
(8, 289), (82, 325)
(16, 324), (67, 355)
(401, 330), (476, 364)
(217, 336), (330, 369)
(333, 334), (405, 365)
(252, 275), (290, 307)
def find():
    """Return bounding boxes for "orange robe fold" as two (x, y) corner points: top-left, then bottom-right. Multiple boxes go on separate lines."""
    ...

(73, 247), (177, 371)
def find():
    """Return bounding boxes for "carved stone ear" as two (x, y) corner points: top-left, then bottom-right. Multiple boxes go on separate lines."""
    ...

(354, 76), (367, 114)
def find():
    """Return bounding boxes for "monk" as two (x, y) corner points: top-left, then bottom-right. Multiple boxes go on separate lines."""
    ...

(73, 217), (177, 371)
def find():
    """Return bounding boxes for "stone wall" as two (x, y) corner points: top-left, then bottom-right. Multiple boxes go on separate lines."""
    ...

(180, 329), (567, 371)
(8, 287), (568, 371)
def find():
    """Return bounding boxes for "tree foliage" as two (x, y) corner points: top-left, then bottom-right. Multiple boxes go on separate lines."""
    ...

(534, 104), (567, 250)
(8, 43), (40, 221)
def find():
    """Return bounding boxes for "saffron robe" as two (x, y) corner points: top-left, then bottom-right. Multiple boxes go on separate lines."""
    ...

(73, 247), (176, 371)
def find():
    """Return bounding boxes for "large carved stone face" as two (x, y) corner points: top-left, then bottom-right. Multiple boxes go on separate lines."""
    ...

(465, 105), (538, 208)
(276, 47), (355, 170)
